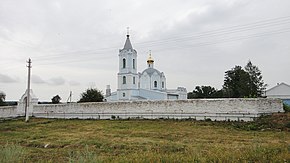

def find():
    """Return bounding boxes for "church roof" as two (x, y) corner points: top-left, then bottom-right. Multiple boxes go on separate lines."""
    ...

(266, 82), (290, 95)
(123, 35), (133, 50)
(141, 67), (162, 77)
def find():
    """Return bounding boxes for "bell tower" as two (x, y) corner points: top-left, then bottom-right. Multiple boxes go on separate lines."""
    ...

(117, 29), (138, 100)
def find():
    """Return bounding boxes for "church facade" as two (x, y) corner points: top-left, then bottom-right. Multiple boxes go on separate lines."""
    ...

(105, 34), (187, 101)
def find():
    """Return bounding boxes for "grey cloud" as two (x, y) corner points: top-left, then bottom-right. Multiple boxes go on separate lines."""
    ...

(32, 75), (66, 86)
(32, 75), (46, 84)
(48, 77), (66, 86)
(1, 0), (290, 101)
(69, 80), (80, 86)
(0, 74), (18, 83)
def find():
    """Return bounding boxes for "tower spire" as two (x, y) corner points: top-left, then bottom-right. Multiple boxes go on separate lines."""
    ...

(126, 27), (130, 37)
(123, 27), (133, 50)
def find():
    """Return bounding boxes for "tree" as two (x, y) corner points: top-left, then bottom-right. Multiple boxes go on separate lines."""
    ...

(187, 92), (195, 99)
(211, 89), (225, 98)
(244, 60), (266, 97)
(78, 88), (104, 103)
(188, 86), (217, 99)
(0, 91), (6, 106)
(223, 66), (251, 98)
(51, 95), (61, 104)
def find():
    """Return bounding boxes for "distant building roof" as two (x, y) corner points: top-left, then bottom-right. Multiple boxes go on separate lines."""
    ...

(266, 82), (290, 99)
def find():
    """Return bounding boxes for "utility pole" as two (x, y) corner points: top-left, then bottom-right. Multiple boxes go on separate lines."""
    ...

(25, 58), (32, 122)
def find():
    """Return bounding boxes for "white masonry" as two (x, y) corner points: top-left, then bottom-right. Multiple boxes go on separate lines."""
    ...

(106, 33), (187, 101)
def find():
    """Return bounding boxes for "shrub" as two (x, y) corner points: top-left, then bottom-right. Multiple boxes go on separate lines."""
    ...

(78, 88), (104, 103)
(283, 103), (290, 112)
(205, 118), (212, 122)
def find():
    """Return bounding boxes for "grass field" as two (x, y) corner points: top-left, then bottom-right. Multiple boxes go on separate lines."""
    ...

(0, 114), (289, 162)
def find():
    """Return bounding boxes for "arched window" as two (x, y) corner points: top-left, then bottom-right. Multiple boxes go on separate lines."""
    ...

(133, 59), (135, 69)
(162, 82), (164, 88)
(123, 58), (126, 68)
(154, 81), (157, 88)
(133, 77), (136, 84)
(123, 76), (126, 84)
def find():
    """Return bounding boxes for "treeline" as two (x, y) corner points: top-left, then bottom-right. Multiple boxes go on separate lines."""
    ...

(188, 61), (267, 99)
(47, 88), (104, 104)
(0, 88), (104, 106)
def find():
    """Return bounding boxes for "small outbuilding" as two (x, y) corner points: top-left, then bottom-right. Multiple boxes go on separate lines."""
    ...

(265, 82), (290, 106)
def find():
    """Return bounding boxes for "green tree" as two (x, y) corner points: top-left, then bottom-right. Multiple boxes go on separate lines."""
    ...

(223, 66), (251, 98)
(78, 88), (104, 103)
(51, 95), (61, 104)
(244, 60), (267, 97)
(211, 89), (225, 98)
(187, 92), (195, 99)
(188, 86), (217, 99)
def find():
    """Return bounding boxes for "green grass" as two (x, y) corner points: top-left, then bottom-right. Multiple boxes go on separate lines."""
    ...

(0, 144), (25, 163)
(0, 116), (289, 162)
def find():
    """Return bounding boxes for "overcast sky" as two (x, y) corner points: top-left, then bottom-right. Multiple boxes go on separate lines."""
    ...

(1, 0), (290, 101)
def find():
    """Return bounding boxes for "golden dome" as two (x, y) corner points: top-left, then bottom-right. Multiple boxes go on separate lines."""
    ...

(147, 52), (154, 63)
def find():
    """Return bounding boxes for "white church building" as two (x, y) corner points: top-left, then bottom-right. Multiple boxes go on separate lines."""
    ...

(105, 34), (187, 101)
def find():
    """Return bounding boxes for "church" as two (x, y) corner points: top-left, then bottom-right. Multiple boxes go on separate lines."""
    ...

(105, 33), (187, 101)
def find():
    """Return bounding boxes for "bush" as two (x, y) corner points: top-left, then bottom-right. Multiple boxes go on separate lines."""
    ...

(205, 118), (212, 122)
(78, 88), (104, 103)
(283, 103), (290, 112)
(285, 122), (290, 129)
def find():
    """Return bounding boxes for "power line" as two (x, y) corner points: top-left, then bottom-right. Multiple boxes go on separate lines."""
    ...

(2, 16), (290, 68)
(34, 27), (290, 66)
(32, 16), (290, 62)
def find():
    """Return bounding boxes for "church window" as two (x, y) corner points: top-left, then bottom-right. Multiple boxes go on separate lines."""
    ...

(123, 58), (126, 68)
(162, 82), (164, 88)
(133, 77), (136, 84)
(154, 81), (157, 88)
(123, 93), (125, 97)
(133, 59), (135, 69)
(123, 76), (126, 84)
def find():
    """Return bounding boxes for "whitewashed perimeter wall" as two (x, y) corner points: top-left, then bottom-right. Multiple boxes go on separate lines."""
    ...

(32, 98), (283, 121)
(0, 106), (19, 118)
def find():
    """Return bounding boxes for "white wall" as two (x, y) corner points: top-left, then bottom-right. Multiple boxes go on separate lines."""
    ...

(0, 106), (19, 118)
(1, 98), (284, 121)
(30, 98), (283, 121)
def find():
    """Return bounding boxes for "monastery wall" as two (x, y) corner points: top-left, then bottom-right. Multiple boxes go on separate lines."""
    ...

(0, 106), (19, 118)
(31, 98), (283, 121)
(0, 98), (283, 121)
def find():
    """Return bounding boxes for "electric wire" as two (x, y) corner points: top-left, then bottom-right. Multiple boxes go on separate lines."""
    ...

(2, 16), (290, 69)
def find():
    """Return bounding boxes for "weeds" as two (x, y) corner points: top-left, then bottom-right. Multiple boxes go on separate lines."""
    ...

(283, 103), (290, 112)
(0, 144), (25, 163)
(0, 116), (289, 162)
